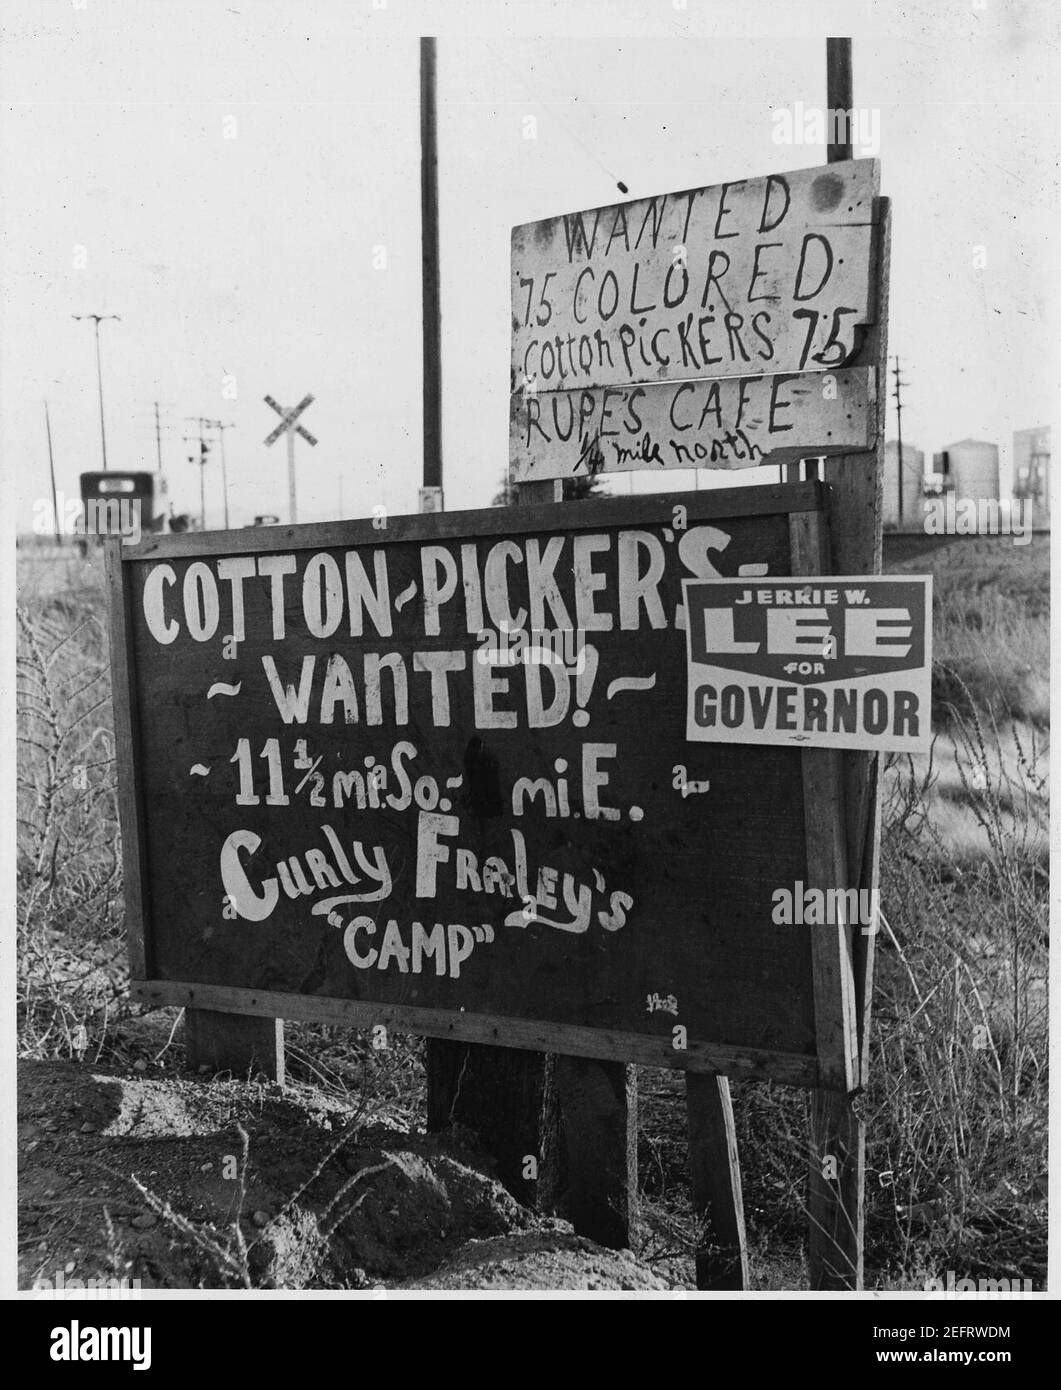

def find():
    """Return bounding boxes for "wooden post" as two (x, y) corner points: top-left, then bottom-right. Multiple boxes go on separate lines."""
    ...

(791, 510), (863, 1288)
(826, 38), (854, 161)
(420, 36), (442, 493)
(424, 1040), (550, 1204)
(554, 1053), (637, 1249)
(184, 1009), (285, 1084)
(686, 1073), (748, 1289)
(799, 38), (888, 1290)
(805, 206), (889, 1293)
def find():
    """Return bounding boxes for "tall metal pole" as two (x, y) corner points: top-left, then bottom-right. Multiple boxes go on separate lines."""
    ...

(826, 38), (853, 162)
(73, 313), (120, 471)
(420, 36), (443, 503)
(44, 401), (61, 546)
(154, 401), (164, 472)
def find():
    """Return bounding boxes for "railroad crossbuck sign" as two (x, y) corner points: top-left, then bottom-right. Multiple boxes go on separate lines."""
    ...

(264, 393), (317, 525)
(683, 577), (932, 752)
(510, 159), (880, 481)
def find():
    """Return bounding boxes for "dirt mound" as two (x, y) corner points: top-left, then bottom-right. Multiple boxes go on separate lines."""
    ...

(18, 1059), (665, 1291)
(408, 1232), (670, 1290)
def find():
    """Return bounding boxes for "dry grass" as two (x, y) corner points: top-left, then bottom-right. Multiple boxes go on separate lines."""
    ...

(17, 548), (127, 1061)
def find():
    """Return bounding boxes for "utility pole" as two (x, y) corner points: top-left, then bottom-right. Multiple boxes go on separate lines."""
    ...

(73, 313), (120, 471)
(154, 401), (165, 473)
(892, 356), (907, 526)
(826, 37), (854, 161)
(420, 36), (443, 510)
(44, 401), (61, 546)
(185, 417), (213, 530)
(205, 420), (235, 529)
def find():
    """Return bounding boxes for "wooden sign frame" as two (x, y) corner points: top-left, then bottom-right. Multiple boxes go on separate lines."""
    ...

(106, 482), (858, 1096)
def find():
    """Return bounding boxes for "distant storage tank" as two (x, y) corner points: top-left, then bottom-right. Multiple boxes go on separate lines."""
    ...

(883, 440), (925, 528)
(943, 439), (1000, 504)
(1012, 426), (1050, 521)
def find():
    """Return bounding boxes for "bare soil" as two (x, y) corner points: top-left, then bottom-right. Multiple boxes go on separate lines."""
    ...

(18, 1056), (670, 1291)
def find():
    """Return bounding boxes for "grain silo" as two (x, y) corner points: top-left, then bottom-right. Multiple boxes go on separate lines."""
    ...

(883, 440), (925, 529)
(944, 439), (1000, 504)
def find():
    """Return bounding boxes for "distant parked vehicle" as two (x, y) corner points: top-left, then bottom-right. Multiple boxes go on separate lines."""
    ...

(77, 471), (156, 555)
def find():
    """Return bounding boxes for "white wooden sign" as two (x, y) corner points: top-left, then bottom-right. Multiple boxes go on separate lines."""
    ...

(511, 159), (879, 397)
(510, 366), (876, 481)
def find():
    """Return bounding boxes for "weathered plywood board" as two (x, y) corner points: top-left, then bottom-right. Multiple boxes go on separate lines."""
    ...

(109, 487), (858, 1090)
(509, 366), (875, 481)
(511, 159), (880, 393)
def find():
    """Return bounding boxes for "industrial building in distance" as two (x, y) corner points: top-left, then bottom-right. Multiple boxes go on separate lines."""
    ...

(883, 428), (1049, 531)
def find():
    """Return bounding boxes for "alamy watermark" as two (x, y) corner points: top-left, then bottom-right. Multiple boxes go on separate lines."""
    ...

(772, 881), (880, 934)
(49, 1320), (151, 1370)
(923, 496), (1033, 545)
(32, 1268), (143, 1300)
(923, 1271), (1034, 1297)
(771, 102), (880, 157)
(33, 491), (142, 546)
(476, 622), (588, 674)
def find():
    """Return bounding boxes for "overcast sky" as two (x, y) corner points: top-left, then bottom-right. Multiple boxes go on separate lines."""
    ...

(3, 0), (1058, 531)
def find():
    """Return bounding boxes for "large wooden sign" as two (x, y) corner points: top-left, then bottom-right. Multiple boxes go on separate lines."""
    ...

(510, 159), (880, 481)
(109, 486), (858, 1091)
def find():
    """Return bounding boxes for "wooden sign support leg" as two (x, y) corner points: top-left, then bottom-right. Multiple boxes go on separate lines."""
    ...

(425, 476), (638, 1249)
(788, 195), (888, 1290)
(425, 1040), (553, 1205)
(184, 1008), (285, 1084)
(808, 1089), (864, 1287)
(791, 509), (862, 1289)
(553, 1056), (638, 1248)
(686, 1072), (748, 1288)
(803, 742), (863, 1289)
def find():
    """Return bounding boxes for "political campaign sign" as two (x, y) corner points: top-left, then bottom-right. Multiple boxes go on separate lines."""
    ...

(683, 576), (932, 752)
